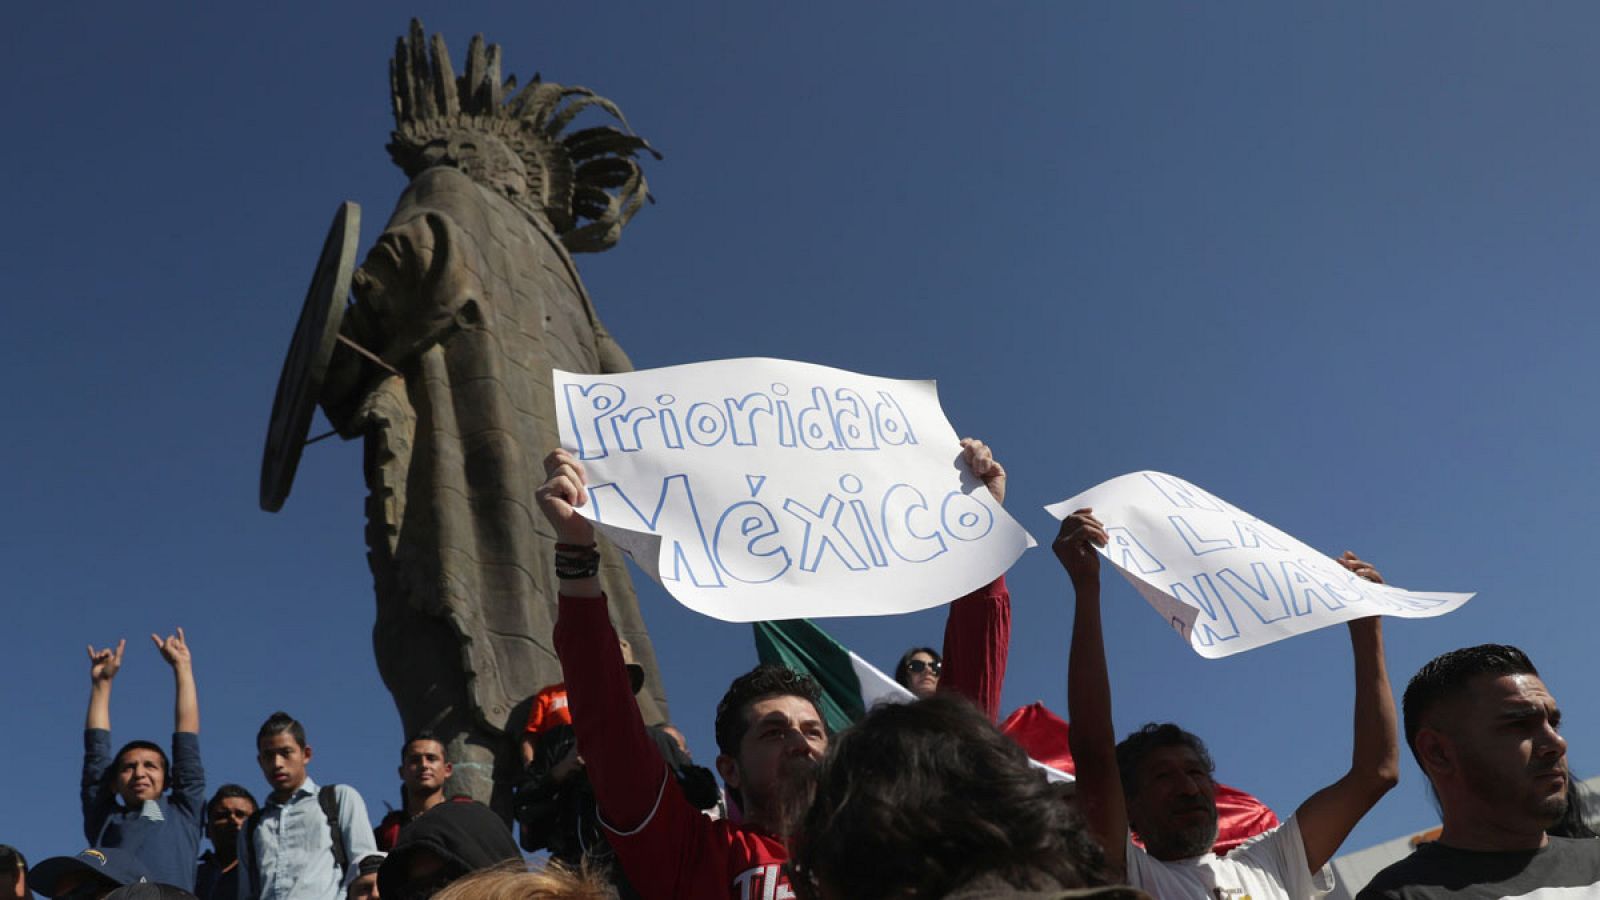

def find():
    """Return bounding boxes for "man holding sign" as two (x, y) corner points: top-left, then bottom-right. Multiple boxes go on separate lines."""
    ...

(543, 443), (822, 900)
(539, 437), (1013, 900)
(1057, 508), (1399, 898)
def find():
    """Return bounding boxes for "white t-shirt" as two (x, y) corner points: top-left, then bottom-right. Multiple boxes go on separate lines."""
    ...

(1125, 814), (1335, 900)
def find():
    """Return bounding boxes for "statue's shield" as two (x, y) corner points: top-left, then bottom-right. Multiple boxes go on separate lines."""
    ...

(260, 201), (361, 512)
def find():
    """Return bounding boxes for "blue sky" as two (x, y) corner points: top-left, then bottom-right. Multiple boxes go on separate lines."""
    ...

(5, 1), (1600, 865)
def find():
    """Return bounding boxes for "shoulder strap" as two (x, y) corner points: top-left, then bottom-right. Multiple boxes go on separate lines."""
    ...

(319, 785), (350, 877)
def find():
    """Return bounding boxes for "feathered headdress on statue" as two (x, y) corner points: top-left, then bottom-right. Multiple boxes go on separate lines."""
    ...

(386, 19), (659, 253)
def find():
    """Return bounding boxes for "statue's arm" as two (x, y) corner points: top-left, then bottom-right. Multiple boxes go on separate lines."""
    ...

(318, 236), (405, 437)
(321, 210), (475, 434)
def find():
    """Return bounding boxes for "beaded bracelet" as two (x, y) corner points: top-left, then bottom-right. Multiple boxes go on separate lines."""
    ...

(555, 542), (601, 580)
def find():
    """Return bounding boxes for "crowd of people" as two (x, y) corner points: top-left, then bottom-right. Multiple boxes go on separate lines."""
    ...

(7, 439), (1595, 899)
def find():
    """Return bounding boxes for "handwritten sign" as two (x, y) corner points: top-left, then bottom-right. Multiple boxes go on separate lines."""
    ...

(1046, 472), (1473, 657)
(556, 358), (1036, 622)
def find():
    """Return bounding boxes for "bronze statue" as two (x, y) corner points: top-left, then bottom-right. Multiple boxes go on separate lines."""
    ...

(261, 20), (668, 810)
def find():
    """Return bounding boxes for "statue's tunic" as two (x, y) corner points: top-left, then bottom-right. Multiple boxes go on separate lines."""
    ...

(326, 165), (666, 807)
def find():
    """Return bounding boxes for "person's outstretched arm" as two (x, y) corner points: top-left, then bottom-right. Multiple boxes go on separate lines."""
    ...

(939, 438), (1011, 720)
(85, 639), (123, 732)
(537, 450), (689, 830)
(82, 639), (125, 842)
(153, 627), (205, 820)
(1058, 509), (1129, 877)
(1293, 553), (1400, 873)
(153, 628), (198, 734)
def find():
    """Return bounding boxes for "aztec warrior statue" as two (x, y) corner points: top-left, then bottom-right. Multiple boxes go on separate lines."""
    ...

(264, 20), (668, 810)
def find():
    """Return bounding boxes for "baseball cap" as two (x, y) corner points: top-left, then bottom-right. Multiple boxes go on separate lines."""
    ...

(30, 850), (151, 898)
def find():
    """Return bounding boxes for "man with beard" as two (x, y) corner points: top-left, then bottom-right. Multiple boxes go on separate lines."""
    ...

(538, 448), (827, 900)
(1356, 645), (1600, 898)
(1057, 509), (1399, 898)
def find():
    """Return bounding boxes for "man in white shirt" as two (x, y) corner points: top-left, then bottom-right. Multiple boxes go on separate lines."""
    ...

(238, 712), (378, 900)
(1056, 509), (1399, 899)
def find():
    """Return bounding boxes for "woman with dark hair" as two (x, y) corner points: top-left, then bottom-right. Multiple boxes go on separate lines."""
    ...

(81, 629), (205, 890)
(790, 694), (1145, 899)
(892, 647), (942, 698)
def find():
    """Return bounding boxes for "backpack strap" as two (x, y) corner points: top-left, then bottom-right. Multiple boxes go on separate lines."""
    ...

(319, 784), (350, 878)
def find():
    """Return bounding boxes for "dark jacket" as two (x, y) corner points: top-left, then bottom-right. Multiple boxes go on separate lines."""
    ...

(376, 802), (519, 900)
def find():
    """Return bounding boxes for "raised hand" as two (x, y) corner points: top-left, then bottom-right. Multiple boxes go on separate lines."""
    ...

(959, 437), (1006, 504)
(537, 448), (596, 545)
(1053, 508), (1108, 585)
(151, 627), (192, 669)
(1338, 551), (1385, 585)
(87, 639), (126, 684)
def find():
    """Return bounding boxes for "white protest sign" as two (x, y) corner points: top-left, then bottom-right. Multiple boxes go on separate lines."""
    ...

(555, 358), (1037, 622)
(1046, 472), (1473, 658)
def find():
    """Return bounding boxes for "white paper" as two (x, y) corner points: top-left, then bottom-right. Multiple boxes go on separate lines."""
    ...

(555, 358), (1036, 622)
(1046, 472), (1473, 658)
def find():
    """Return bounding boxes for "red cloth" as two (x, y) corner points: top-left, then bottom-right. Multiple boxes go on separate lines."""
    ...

(1210, 783), (1281, 854)
(938, 576), (1010, 722)
(997, 702), (1279, 854)
(555, 594), (796, 900)
(375, 808), (404, 852)
(998, 702), (1075, 774)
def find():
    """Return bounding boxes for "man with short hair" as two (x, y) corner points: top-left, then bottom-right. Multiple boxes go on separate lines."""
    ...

(1058, 509), (1399, 898)
(194, 785), (256, 900)
(238, 712), (378, 900)
(1356, 645), (1600, 898)
(81, 629), (206, 890)
(538, 448), (829, 900)
(374, 735), (458, 851)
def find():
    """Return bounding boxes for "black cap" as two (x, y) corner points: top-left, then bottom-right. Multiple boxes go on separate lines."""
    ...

(30, 850), (151, 898)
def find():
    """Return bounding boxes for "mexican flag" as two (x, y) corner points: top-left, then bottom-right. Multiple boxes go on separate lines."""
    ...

(752, 617), (1072, 782)
(752, 617), (914, 733)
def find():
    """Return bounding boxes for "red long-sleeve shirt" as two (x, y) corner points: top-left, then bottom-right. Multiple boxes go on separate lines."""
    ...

(938, 576), (1010, 720)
